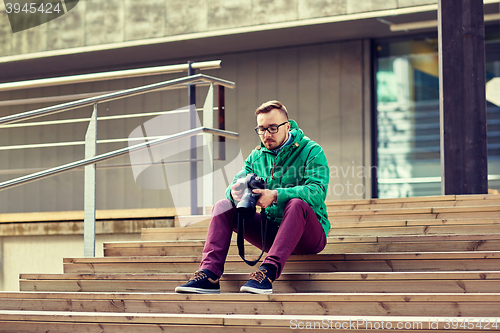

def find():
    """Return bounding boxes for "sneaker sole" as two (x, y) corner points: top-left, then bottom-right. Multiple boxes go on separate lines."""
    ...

(240, 285), (272, 294)
(175, 286), (220, 294)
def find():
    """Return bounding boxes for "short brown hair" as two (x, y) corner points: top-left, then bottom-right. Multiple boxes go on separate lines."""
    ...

(255, 100), (288, 119)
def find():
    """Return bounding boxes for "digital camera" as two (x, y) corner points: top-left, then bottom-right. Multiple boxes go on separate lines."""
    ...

(235, 173), (267, 219)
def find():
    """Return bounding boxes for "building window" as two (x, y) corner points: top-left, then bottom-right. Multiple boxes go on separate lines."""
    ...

(376, 30), (500, 198)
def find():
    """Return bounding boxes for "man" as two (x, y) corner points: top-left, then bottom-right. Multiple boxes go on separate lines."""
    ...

(175, 100), (330, 294)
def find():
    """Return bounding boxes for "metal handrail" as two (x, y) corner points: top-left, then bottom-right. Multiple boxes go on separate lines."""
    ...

(0, 66), (236, 257)
(0, 60), (222, 92)
(0, 74), (235, 125)
(0, 127), (238, 192)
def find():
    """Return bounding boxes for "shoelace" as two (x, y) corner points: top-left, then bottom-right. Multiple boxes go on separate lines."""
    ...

(249, 269), (268, 283)
(188, 270), (220, 283)
(188, 270), (207, 282)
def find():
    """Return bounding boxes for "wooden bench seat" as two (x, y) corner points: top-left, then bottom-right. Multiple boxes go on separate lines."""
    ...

(0, 292), (499, 317)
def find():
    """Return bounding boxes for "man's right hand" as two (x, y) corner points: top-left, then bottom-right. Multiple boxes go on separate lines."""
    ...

(231, 182), (244, 202)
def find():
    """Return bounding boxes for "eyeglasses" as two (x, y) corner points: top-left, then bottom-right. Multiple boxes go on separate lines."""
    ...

(254, 121), (288, 135)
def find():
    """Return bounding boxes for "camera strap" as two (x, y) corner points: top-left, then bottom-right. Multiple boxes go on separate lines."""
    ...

(236, 210), (268, 266)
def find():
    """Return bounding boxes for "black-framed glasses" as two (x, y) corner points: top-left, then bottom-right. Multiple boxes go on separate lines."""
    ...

(254, 121), (288, 135)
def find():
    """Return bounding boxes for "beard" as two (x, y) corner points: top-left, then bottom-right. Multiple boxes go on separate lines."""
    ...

(263, 132), (288, 150)
(264, 139), (277, 150)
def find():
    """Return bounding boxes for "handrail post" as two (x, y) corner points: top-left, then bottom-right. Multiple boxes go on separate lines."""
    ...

(203, 84), (215, 214)
(218, 85), (226, 161)
(84, 104), (97, 257)
(188, 61), (198, 215)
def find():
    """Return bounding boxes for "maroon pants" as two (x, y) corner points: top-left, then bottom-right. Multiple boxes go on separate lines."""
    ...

(200, 198), (327, 279)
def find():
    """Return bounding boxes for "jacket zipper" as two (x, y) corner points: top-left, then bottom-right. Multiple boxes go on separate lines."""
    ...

(271, 160), (276, 180)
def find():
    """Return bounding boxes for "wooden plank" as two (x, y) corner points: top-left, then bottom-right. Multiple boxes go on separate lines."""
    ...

(0, 296), (498, 317)
(1, 291), (500, 303)
(325, 239), (500, 253)
(19, 278), (500, 294)
(22, 271), (500, 281)
(174, 215), (211, 227)
(432, 206), (500, 213)
(0, 322), (249, 333)
(0, 208), (180, 223)
(329, 199), (500, 211)
(332, 224), (500, 237)
(406, 218), (500, 226)
(1, 311), (498, 331)
(114, 237), (500, 256)
(456, 194), (500, 201)
(329, 207), (433, 216)
(62, 258), (500, 275)
(330, 220), (408, 228)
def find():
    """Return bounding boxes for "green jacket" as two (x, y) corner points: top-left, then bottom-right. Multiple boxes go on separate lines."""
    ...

(225, 119), (330, 236)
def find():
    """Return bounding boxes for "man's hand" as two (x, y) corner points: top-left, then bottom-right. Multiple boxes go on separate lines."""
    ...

(253, 189), (278, 209)
(231, 182), (244, 202)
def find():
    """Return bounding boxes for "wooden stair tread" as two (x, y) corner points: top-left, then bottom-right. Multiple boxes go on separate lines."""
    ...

(67, 251), (500, 263)
(20, 271), (500, 281)
(1, 292), (499, 317)
(324, 194), (500, 206)
(1, 291), (499, 302)
(1, 310), (497, 329)
(108, 235), (500, 250)
(141, 229), (500, 240)
(6, 194), (500, 331)
(60, 250), (500, 275)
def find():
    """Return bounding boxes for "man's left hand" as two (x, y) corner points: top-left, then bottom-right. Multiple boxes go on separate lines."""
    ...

(253, 189), (278, 208)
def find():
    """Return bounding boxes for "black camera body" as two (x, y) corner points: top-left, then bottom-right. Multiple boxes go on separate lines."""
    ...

(235, 173), (267, 219)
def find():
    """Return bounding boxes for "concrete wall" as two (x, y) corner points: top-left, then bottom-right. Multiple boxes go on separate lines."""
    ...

(0, 0), (436, 57)
(0, 39), (371, 214)
(0, 233), (141, 291)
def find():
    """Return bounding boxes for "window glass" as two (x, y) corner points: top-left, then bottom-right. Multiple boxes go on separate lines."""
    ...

(376, 31), (500, 198)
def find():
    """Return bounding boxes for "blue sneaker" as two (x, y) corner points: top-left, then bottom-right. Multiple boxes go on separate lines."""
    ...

(240, 267), (273, 294)
(175, 269), (220, 294)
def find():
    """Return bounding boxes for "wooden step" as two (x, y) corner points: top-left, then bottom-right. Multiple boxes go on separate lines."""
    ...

(168, 201), (500, 229)
(327, 234), (500, 253)
(141, 220), (500, 241)
(19, 271), (500, 293)
(328, 205), (500, 217)
(2, 310), (498, 332)
(1, 292), (500, 317)
(63, 251), (500, 274)
(106, 234), (500, 257)
(324, 194), (500, 206)
(328, 199), (500, 211)
(177, 214), (500, 229)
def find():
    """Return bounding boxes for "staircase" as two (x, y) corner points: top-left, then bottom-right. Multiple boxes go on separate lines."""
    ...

(1, 194), (500, 332)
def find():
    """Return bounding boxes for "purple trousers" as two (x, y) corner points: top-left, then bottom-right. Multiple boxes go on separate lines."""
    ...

(200, 198), (327, 279)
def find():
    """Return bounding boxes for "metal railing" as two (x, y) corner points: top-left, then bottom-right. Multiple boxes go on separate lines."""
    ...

(0, 73), (234, 125)
(0, 61), (237, 257)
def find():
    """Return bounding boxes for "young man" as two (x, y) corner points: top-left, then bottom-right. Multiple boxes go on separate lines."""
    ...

(175, 100), (330, 294)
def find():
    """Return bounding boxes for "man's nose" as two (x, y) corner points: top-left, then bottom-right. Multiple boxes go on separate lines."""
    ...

(263, 130), (272, 138)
